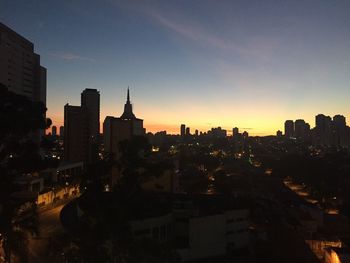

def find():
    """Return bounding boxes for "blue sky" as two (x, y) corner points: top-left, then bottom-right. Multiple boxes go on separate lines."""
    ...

(1, 0), (350, 135)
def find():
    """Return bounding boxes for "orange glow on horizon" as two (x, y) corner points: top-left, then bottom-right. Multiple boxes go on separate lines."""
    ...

(46, 108), (350, 137)
(46, 114), (287, 136)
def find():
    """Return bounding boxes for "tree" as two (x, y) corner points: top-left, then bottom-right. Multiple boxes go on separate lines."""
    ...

(0, 84), (50, 262)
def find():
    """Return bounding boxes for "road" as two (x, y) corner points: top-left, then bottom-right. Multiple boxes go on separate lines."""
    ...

(28, 202), (71, 263)
(38, 204), (65, 237)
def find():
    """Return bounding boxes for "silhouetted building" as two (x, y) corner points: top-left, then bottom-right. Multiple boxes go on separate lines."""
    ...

(0, 23), (47, 141)
(232, 127), (239, 137)
(208, 127), (226, 138)
(64, 104), (89, 163)
(294, 119), (311, 141)
(81, 88), (100, 162)
(64, 88), (100, 163)
(315, 114), (335, 146)
(333, 115), (347, 147)
(195, 129), (199, 136)
(305, 122), (311, 141)
(333, 115), (346, 127)
(0, 23), (46, 104)
(180, 124), (186, 136)
(81, 88), (100, 138)
(284, 120), (294, 138)
(120, 88), (136, 120)
(186, 127), (190, 135)
(103, 89), (145, 160)
(52, 126), (57, 137)
(59, 126), (64, 137)
(295, 119), (306, 139)
(316, 114), (327, 132)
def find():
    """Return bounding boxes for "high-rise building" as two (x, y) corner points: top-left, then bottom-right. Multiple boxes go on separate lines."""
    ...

(186, 127), (190, 135)
(64, 104), (89, 162)
(64, 88), (100, 163)
(81, 88), (100, 138)
(295, 119), (306, 139)
(333, 115), (347, 147)
(333, 115), (346, 127)
(0, 23), (46, 104)
(0, 23), (47, 142)
(232, 127), (239, 137)
(284, 120), (294, 138)
(103, 89), (145, 160)
(59, 126), (64, 137)
(195, 129), (199, 136)
(81, 88), (100, 162)
(209, 127), (227, 138)
(180, 124), (186, 136)
(314, 114), (333, 146)
(316, 114), (327, 132)
(52, 126), (57, 137)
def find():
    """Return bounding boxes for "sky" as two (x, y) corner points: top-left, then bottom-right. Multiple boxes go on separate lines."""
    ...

(1, 0), (350, 135)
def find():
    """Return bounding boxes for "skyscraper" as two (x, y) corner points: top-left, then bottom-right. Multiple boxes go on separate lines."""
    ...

(0, 23), (46, 104)
(120, 88), (136, 120)
(284, 120), (294, 138)
(180, 124), (186, 136)
(64, 89), (100, 163)
(64, 104), (89, 162)
(59, 126), (64, 137)
(81, 88), (100, 138)
(186, 127), (190, 135)
(333, 115), (346, 127)
(316, 114), (327, 131)
(52, 126), (57, 137)
(333, 115), (347, 147)
(294, 119), (306, 139)
(315, 114), (333, 146)
(0, 23), (47, 142)
(103, 89), (144, 160)
(232, 127), (239, 137)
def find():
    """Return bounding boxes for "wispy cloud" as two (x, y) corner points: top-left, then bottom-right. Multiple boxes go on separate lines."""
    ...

(49, 51), (96, 62)
(148, 10), (242, 52)
(105, 1), (283, 60)
(145, 9), (282, 60)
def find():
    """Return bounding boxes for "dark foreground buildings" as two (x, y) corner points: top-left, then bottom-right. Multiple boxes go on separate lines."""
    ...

(0, 23), (47, 141)
(0, 22), (46, 104)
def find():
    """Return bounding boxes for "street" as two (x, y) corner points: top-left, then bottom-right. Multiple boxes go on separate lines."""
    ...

(28, 201), (72, 263)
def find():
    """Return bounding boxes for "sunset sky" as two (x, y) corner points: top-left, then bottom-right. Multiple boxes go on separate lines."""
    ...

(1, 0), (350, 135)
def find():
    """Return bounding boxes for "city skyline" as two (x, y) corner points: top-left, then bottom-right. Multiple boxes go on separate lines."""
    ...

(1, 1), (350, 135)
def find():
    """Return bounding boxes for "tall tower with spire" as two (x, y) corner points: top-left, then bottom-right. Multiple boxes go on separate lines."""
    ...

(120, 88), (136, 120)
(103, 88), (145, 160)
